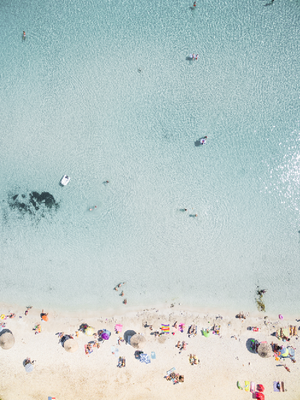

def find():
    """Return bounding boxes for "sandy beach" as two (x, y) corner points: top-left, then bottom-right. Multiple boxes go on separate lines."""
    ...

(0, 303), (299, 400)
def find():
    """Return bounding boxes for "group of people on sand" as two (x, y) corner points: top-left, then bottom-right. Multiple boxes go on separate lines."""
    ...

(176, 340), (187, 351)
(32, 310), (49, 334)
(189, 354), (199, 365)
(165, 372), (184, 384)
(117, 356), (126, 368)
(114, 282), (127, 304)
(188, 324), (197, 337)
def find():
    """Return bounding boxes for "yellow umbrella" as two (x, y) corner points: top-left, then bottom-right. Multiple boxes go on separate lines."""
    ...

(84, 326), (95, 336)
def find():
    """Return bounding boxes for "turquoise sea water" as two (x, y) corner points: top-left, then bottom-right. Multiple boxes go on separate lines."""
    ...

(1, 0), (300, 315)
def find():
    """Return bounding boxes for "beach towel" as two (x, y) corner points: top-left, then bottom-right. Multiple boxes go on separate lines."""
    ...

(273, 381), (280, 392)
(115, 324), (123, 333)
(48, 397), (56, 400)
(202, 329), (210, 338)
(213, 325), (220, 335)
(250, 382), (255, 393)
(237, 381), (243, 390)
(151, 351), (156, 359)
(244, 381), (250, 392)
(178, 323), (185, 333)
(161, 324), (170, 333)
(166, 367), (176, 375)
(140, 353), (151, 364)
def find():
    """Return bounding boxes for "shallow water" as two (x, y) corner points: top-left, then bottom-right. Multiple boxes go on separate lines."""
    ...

(1, 0), (300, 316)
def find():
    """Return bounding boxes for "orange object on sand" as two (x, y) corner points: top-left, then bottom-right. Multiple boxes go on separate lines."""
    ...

(42, 314), (48, 321)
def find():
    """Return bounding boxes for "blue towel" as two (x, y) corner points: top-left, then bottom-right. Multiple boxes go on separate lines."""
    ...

(151, 351), (156, 359)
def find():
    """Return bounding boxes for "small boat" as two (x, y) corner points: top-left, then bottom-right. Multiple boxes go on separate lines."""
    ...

(60, 175), (70, 186)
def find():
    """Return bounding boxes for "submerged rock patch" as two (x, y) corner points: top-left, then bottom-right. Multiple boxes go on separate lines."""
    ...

(8, 191), (59, 217)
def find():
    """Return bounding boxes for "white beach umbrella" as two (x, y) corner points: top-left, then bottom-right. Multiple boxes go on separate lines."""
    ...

(64, 338), (79, 353)
(130, 334), (146, 349)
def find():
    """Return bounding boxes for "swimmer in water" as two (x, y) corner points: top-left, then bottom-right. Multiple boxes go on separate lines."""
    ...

(200, 136), (208, 145)
(22, 31), (26, 40)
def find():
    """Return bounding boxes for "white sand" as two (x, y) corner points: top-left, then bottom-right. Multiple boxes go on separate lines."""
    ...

(0, 304), (299, 400)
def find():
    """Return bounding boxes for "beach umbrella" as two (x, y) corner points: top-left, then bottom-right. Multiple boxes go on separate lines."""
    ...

(257, 343), (272, 358)
(0, 330), (15, 350)
(101, 333), (109, 341)
(130, 334), (146, 349)
(84, 327), (95, 336)
(63, 339), (79, 353)
(124, 330), (136, 344)
(25, 363), (34, 373)
(202, 329), (210, 338)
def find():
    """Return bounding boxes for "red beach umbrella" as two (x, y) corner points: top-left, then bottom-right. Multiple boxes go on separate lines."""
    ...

(255, 392), (265, 400)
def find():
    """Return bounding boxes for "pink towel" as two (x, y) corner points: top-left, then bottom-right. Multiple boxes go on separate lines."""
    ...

(179, 323), (185, 332)
(250, 382), (255, 393)
(115, 324), (123, 333)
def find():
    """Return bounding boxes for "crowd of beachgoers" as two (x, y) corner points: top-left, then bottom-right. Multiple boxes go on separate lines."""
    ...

(0, 301), (299, 399)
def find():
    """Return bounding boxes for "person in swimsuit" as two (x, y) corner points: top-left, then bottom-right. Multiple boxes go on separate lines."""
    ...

(22, 31), (26, 40)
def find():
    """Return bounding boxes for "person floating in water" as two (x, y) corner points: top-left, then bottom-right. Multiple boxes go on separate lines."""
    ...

(193, 1), (196, 7)
(22, 31), (26, 40)
(195, 54), (199, 60)
(200, 136), (208, 145)
(257, 289), (267, 296)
